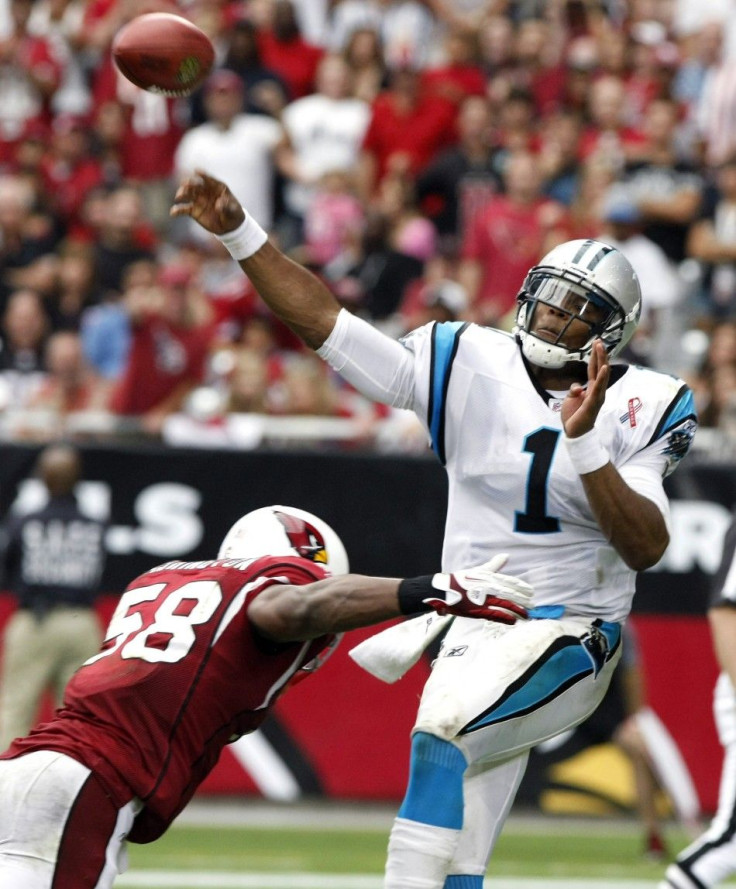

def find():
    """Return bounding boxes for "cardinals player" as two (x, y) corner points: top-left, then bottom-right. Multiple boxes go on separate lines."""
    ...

(0, 504), (532, 889)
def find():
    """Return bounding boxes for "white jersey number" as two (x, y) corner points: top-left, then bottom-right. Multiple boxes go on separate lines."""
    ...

(84, 581), (223, 665)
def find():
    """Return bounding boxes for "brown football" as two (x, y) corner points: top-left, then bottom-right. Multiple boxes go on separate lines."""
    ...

(112, 13), (215, 96)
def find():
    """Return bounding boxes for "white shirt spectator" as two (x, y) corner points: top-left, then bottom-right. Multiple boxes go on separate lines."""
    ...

(282, 90), (369, 216)
(175, 113), (283, 230)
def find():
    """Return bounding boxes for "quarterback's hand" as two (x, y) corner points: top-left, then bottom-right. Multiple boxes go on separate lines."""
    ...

(171, 169), (245, 236)
(424, 554), (533, 623)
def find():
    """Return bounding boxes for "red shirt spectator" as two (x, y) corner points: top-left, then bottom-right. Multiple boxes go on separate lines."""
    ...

(359, 67), (457, 197)
(110, 271), (214, 432)
(0, 0), (64, 166)
(421, 27), (487, 107)
(458, 151), (568, 325)
(257, 1), (323, 99)
(39, 115), (104, 230)
(92, 56), (186, 182)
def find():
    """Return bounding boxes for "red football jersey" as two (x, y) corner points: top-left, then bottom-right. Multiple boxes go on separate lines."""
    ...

(2, 556), (329, 842)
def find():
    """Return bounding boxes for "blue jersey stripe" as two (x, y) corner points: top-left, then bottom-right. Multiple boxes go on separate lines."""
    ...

(428, 322), (468, 464)
(647, 384), (697, 446)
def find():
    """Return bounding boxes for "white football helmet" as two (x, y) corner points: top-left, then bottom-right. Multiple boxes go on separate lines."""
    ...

(218, 505), (349, 576)
(514, 238), (642, 369)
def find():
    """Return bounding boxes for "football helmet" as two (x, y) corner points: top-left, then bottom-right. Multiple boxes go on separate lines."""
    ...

(218, 504), (349, 576)
(514, 238), (642, 368)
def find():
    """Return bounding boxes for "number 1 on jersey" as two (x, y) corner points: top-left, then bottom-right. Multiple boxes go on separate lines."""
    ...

(514, 428), (561, 534)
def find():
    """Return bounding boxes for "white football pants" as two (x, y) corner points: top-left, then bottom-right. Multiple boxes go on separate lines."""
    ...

(0, 750), (141, 889)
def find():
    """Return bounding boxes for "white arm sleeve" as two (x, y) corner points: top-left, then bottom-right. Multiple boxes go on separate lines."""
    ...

(316, 309), (417, 409)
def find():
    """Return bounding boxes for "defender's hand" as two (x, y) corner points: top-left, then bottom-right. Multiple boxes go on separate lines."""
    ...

(171, 169), (245, 235)
(424, 554), (533, 623)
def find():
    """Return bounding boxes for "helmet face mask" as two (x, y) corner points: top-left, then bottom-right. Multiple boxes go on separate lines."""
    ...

(514, 239), (642, 369)
(218, 505), (349, 576)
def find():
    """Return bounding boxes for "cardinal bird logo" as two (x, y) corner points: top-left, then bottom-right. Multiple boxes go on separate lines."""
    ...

(274, 510), (328, 564)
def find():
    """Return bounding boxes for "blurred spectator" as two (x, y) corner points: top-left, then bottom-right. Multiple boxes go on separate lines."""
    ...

(696, 56), (736, 168)
(272, 350), (377, 424)
(597, 189), (683, 372)
(0, 0), (64, 167)
(303, 169), (365, 268)
(49, 247), (101, 331)
(90, 185), (156, 296)
(109, 264), (214, 435)
(491, 86), (539, 157)
(39, 113), (104, 232)
(477, 13), (516, 88)
(24, 330), (109, 424)
(27, 0), (91, 117)
(257, 0), (324, 100)
(225, 345), (272, 414)
(190, 17), (289, 124)
(0, 174), (61, 308)
(579, 74), (648, 167)
(356, 64), (456, 201)
(622, 96), (703, 267)
(279, 53), (370, 245)
(342, 25), (386, 103)
(625, 20), (676, 126)
(690, 320), (736, 432)
(538, 109), (585, 206)
(566, 154), (619, 239)
(175, 69), (287, 234)
(415, 94), (501, 242)
(421, 25), (486, 107)
(458, 149), (568, 327)
(79, 259), (156, 381)
(562, 35), (600, 115)
(332, 172), (435, 325)
(0, 289), (50, 408)
(327, 0), (438, 71)
(687, 151), (736, 320)
(509, 17), (566, 116)
(673, 21), (723, 138)
(90, 68), (186, 232)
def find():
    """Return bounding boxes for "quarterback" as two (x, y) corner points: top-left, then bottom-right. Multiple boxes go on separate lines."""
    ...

(0, 505), (532, 889)
(172, 172), (698, 889)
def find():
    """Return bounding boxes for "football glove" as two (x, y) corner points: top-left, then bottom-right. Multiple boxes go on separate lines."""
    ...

(424, 553), (534, 623)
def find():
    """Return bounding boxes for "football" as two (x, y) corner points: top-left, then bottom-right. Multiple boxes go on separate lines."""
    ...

(112, 12), (215, 96)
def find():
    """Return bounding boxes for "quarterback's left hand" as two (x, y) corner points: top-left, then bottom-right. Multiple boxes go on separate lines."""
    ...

(424, 554), (534, 623)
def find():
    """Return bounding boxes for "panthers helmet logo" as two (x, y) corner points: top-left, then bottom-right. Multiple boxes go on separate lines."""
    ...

(274, 510), (328, 565)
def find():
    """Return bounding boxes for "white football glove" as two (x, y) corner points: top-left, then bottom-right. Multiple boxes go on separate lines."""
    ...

(424, 553), (534, 623)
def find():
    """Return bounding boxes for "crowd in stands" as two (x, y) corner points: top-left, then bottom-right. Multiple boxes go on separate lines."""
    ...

(1, 0), (736, 452)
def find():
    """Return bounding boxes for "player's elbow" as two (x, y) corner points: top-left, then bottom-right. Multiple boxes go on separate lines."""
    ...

(621, 533), (669, 572)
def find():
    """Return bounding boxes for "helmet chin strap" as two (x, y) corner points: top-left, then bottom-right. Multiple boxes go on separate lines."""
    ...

(519, 331), (589, 369)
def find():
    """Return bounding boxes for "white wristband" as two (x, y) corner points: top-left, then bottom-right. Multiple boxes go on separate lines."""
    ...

(564, 427), (610, 475)
(216, 211), (268, 261)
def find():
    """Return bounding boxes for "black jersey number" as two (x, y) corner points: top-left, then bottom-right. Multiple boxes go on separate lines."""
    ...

(514, 428), (561, 534)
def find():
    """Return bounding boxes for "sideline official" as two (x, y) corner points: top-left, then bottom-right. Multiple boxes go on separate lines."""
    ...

(0, 444), (107, 751)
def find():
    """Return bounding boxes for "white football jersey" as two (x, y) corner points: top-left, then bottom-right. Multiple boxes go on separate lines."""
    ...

(400, 322), (697, 621)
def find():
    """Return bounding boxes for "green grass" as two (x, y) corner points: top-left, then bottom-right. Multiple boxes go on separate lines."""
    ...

(126, 818), (703, 881)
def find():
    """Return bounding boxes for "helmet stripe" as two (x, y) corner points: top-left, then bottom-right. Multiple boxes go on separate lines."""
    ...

(585, 245), (614, 269)
(571, 239), (595, 263)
